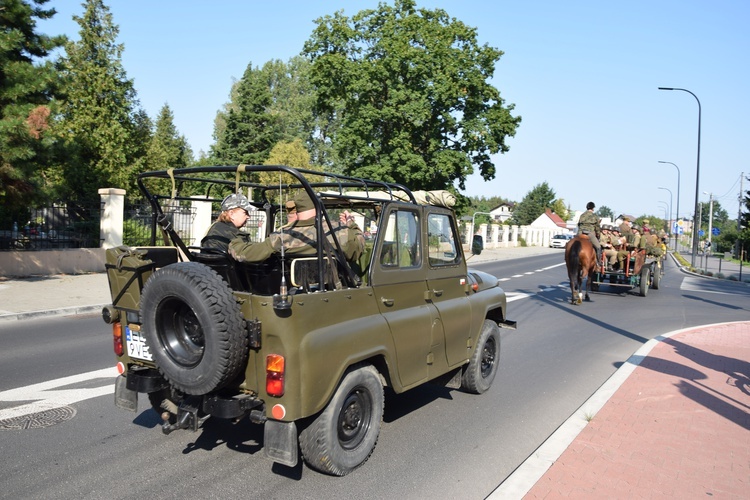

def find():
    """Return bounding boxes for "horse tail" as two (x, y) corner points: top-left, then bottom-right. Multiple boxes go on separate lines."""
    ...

(568, 239), (582, 274)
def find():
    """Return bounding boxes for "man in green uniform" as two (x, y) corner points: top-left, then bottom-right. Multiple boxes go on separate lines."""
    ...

(228, 192), (364, 264)
(577, 201), (602, 269)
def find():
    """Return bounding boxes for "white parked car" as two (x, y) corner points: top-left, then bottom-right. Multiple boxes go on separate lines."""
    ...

(549, 233), (573, 248)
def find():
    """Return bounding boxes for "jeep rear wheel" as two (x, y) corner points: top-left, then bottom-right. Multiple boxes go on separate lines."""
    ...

(461, 320), (501, 394)
(299, 365), (384, 476)
(140, 262), (247, 395)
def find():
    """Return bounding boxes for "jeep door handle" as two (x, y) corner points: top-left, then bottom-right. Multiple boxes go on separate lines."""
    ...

(381, 297), (394, 306)
(432, 289), (443, 297)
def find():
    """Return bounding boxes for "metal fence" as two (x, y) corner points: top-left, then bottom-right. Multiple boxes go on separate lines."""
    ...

(0, 203), (102, 251)
(123, 201), (197, 247)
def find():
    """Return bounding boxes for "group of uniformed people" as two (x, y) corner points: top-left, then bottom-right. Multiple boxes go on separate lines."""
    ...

(201, 191), (365, 266)
(578, 201), (667, 272)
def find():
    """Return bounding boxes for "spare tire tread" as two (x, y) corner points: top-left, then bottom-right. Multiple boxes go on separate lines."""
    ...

(140, 262), (248, 395)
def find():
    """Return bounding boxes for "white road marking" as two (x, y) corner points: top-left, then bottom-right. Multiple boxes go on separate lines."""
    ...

(0, 367), (117, 420)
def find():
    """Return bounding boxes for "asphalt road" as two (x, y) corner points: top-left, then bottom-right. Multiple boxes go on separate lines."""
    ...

(1, 253), (748, 499)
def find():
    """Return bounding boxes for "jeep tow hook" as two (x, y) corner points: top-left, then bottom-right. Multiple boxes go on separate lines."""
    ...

(161, 401), (206, 434)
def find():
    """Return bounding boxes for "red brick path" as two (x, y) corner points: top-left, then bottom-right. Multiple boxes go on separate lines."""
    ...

(525, 322), (750, 499)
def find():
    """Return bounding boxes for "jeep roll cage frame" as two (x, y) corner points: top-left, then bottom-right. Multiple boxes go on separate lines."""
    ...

(135, 164), (415, 292)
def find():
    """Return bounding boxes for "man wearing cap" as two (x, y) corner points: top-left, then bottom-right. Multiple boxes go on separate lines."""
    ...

(577, 201), (602, 269)
(601, 225), (618, 271)
(201, 193), (251, 252)
(229, 191), (364, 264)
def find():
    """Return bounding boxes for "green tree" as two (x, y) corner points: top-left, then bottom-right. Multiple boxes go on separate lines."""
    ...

(596, 205), (614, 220)
(212, 57), (318, 168)
(212, 61), (282, 165)
(0, 0), (66, 220)
(147, 104), (192, 171)
(56, 0), (144, 203)
(259, 138), (322, 203)
(303, 0), (520, 191)
(511, 182), (556, 226)
(551, 199), (569, 222)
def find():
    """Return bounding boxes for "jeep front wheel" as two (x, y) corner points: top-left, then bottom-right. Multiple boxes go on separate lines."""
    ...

(299, 365), (384, 476)
(461, 320), (501, 394)
(140, 262), (248, 395)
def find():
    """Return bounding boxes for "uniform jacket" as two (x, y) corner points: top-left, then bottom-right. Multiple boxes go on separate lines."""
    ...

(228, 217), (364, 264)
(578, 210), (601, 237)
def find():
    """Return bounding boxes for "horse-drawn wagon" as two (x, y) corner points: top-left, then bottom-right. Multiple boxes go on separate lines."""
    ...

(565, 233), (665, 304)
(592, 247), (663, 297)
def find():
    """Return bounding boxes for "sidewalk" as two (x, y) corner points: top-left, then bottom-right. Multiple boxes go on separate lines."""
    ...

(492, 321), (750, 499)
(0, 272), (110, 321)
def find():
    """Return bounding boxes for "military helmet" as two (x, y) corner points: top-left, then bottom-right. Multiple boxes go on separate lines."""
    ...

(642, 219), (650, 225)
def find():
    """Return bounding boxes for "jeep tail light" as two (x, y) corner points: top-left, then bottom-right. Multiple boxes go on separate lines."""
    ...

(266, 354), (285, 397)
(112, 322), (124, 356)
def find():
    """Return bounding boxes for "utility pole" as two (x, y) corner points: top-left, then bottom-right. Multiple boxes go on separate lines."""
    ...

(738, 173), (745, 258)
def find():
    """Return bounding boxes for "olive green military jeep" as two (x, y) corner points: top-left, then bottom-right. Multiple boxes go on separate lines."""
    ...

(103, 165), (516, 476)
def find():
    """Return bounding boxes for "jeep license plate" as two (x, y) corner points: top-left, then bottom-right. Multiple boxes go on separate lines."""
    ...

(125, 326), (153, 361)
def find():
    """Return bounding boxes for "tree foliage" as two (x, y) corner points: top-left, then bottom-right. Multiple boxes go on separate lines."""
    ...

(56, 0), (144, 202)
(212, 61), (283, 165)
(511, 182), (555, 226)
(303, 0), (520, 191)
(596, 205), (614, 220)
(0, 0), (65, 218)
(147, 103), (192, 171)
(550, 199), (569, 222)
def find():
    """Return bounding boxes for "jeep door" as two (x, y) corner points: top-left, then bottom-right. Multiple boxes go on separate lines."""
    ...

(425, 210), (472, 367)
(370, 205), (436, 389)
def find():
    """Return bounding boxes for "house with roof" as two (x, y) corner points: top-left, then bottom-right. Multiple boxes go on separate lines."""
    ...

(531, 208), (568, 230)
(489, 203), (514, 223)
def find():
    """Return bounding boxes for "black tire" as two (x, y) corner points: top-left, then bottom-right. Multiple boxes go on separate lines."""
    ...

(140, 262), (247, 395)
(299, 365), (384, 476)
(651, 263), (661, 290)
(639, 266), (650, 297)
(461, 320), (501, 394)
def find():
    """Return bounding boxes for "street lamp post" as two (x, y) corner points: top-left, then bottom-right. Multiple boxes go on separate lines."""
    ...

(658, 186), (673, 247)
(703, 192), (714, 248)
(658, 205), (669, 226)
(658, 161), (681, 252)
(658, 87), (701, 268)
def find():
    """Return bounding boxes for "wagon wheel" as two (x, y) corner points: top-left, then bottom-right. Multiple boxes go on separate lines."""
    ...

(639, 266), (650, 297)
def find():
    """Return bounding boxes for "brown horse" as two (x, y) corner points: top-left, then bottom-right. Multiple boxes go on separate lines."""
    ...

(564, 234), (597, 305)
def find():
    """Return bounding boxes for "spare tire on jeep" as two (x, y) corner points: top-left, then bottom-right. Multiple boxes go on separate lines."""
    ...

(140, 262), (248, 395)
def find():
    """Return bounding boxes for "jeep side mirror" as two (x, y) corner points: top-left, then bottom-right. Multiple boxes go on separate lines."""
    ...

(471, 234), (484, 255)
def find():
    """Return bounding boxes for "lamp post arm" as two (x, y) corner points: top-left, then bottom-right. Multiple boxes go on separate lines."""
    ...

(658, 88), (701, 266)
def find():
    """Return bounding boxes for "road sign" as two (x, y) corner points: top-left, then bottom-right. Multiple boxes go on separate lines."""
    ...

(698, 229), (705, 237)
(712, 227), (720, 236)
(672, 222), (684, 235)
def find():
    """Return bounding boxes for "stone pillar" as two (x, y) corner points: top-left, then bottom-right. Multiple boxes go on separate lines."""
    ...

(501, 225), (510, 247)
(511, 225), (519, 247)
(192, 199), (213, 247)
(99, 188), (126, 249)
(479, 223), (488, 242)
(489, 224), (499, 248)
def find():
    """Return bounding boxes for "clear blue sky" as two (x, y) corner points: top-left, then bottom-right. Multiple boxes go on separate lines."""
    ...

(39, 1), (749, 222)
